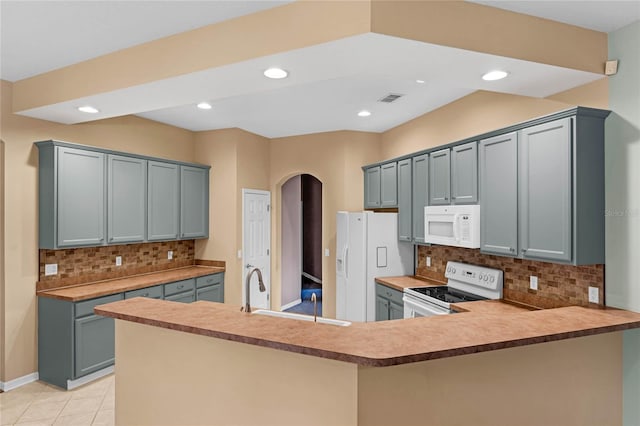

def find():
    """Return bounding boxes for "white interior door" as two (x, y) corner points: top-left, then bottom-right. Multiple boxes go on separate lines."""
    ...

(242, 189), (271, 310)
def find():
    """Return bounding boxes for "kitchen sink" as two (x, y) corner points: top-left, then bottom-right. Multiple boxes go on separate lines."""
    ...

(252, 309), (351, 327)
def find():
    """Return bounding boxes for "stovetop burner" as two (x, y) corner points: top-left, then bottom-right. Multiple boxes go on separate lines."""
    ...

(408, 286), (486, 304)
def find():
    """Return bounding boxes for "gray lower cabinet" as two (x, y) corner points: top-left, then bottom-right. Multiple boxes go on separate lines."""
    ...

(397, 159), (412, 242)
(412, 154), (429, 244)
(147, 161), (180, 241)
(429, 149), (451, 205)
(479, 132), (518, 256)
(74, 314), (116, 377)
(180, 166), (209, 239)
(519, 118), (572, 263)
(38, 293), (123, 389)
(380, 162), (398, 207)
(364, 166), (381, 208)
(107, 155), (146, 244)
(451, 142), (478, 204)
(164, 278), (196, 303)
(195, 273), (224, 303)
(37, 143), (107, 249)
(375, 283), (404, 321)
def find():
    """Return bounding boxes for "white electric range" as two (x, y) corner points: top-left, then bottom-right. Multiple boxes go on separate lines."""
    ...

(403, 261), (504, 318)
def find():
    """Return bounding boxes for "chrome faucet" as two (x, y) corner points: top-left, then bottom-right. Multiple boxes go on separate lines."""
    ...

(242, 265), (265, 313)
(311, 293), (318, 322)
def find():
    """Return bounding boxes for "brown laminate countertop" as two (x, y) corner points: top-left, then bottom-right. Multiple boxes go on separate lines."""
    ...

(375, 275), (444, 291)
(451, 299), (537, 314)
(95, 297), (640, 367)
(37, 266), (225, 302)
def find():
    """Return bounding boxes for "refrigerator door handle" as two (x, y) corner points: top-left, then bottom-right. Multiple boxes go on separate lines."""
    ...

(344, 247), (349, 279)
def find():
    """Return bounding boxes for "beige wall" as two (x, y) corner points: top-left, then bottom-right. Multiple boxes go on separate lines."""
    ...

(381, 82), (609, 161)
(0, 139), (5, 381)
(359, 332), (622, 426)
(0, 79), (196, 381)
(194, 128), (270, 308)
(270, 131), (381, 316)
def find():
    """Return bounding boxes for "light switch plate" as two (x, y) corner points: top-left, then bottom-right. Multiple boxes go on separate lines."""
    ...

(588, 286), (599, 303)
(237, 250), (242, 259)
(426, 256), (431, 267)
(325, 248), (330, 257)
(167, 250), (173, 260)
(530, 276), (538, 290)
(44, 263), (58, 276)
(605, 60), (618, 76)
(115, 256), (122, 266)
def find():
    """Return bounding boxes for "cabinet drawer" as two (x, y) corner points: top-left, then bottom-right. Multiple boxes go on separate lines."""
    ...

(75, 293), (123, 318)
(165, 290), (195, 303)
(164, 279), (195, 297)
(375, 284), (404, 306)
(196, 273), (223, 289)
(125, 285), (163, 300)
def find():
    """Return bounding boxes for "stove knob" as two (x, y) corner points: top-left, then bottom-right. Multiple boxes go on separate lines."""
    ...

(478, 274), (484, 281)
(490, 276), (495, 283)
(484, 275), (489, 281)
(452, 268), (456, 274)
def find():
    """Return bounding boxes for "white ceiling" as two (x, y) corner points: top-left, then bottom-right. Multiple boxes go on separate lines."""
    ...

(468, 1), (640, 33)
(2, 1), (635, 138)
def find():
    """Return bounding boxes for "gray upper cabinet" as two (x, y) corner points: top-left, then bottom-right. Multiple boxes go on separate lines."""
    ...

(37, 140), (211, 248)
(107, 155), (146, 244)
(147, 161), (180, 241)
(451, 142), (478, 204)
(364, 167), (381, 208)
(380, 162), (398, 207)
(412, 154), (429, 244)
(519, 118), (572, 263)
(429, 149), (451, 205)
(40, 145), (107, 249)
(397, 159), (412, 242)
(180, 166), (209, 239)
(479, 132), (518, 256)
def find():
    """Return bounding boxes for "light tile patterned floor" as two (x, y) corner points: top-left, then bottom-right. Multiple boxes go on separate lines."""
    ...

(0, 375), (114, 426)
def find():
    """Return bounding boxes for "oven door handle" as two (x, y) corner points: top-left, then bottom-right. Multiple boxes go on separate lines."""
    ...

(403, 295), (449, 316)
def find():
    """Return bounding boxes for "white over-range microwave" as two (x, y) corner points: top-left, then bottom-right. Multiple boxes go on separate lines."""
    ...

(424, 205), (480, 248)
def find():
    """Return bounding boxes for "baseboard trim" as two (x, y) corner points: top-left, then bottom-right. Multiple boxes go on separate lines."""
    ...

(281, 299), (302, 311)
(67, 366), (114, 390)
(0, 372), (39, 392)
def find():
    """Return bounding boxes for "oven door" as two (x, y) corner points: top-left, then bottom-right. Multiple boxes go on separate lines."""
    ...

(403, 294), (450, 318)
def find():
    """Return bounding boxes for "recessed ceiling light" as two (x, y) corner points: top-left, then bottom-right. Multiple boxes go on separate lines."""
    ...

(197, 102), (212, 110)
(263, 67), (288, 79)
(357, 110), (372, 117)
(416, 79), (425, 84)
(482, 70), (509, 81)
(77, 106), (99, 114)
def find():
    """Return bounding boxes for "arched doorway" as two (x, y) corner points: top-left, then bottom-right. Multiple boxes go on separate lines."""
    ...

(280, 174), (322, 315)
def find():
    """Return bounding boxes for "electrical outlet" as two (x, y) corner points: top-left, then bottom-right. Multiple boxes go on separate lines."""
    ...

(115, 256), (122, 267)
(529, 276), (538, 290)
(426, 256), (431, 267)
(167, 250), (173, 260)
(589, 286), (600, 303)
(237, 250), (242, 259)
(44, 263), (58, 276)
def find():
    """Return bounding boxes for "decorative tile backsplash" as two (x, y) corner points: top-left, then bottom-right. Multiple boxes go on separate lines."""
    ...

(38, 240), (195, 290)
(415, 245), (604, 308)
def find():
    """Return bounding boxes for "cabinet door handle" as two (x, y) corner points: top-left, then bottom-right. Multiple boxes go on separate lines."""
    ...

(510, 248), (515, 252)
(177, 284), (184, 289)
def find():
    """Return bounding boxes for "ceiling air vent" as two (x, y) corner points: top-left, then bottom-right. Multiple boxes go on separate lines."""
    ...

(378, 93), (404, 103)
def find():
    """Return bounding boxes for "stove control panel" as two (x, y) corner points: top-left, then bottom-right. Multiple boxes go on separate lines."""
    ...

(445, 261), (503, 291)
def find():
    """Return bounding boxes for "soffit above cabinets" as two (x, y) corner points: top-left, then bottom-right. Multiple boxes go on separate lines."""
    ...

(16, 33), (603, 138)
(3, 1), (614, 138)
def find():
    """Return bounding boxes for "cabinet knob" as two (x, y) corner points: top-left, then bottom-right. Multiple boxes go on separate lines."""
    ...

(510, 248), (515, 252)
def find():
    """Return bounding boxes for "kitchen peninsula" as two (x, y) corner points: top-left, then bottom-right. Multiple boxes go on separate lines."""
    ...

(96, 298), (640, 426)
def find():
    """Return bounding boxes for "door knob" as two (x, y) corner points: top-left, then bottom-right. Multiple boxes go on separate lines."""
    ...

(246, 264), (255, 268)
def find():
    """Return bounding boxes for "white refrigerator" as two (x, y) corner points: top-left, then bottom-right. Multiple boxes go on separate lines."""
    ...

(336, 211), (414, 322)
